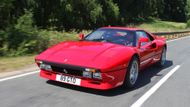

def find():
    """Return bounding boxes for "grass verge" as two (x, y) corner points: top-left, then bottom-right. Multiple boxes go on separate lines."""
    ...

(136, 20), (187, 32)
(0, 55), (36, 73)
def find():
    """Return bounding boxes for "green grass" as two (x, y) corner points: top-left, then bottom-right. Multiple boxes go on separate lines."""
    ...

(0, 55), (36, 73)
(136, 19), (187, 32)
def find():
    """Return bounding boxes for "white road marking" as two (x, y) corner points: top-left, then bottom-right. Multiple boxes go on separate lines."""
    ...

(130, 65), (181, 107)
(0, 35), (189, 82)
(0, 70), (39, 82)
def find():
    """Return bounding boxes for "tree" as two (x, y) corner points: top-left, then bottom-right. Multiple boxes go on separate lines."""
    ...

(0, 0), (14, 29)
(162, 0), (187, 22)
(186, 0), (190, 19)
(97, 0), (119, 26)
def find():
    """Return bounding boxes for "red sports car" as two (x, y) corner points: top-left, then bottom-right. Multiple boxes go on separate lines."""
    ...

(35, 27), (167, 90)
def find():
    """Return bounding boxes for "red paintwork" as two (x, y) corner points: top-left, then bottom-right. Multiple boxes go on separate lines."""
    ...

(35, 27), (166, 90)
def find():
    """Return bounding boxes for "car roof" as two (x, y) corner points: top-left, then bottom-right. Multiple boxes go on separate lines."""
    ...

(101, 26), (143, 31)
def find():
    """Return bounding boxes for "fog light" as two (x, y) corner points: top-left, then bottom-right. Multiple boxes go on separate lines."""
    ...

(40, 63), (45, 69)
(40, 63), (52, 71)
(93, 72), (102, 80)
(83, 71), (92, 78)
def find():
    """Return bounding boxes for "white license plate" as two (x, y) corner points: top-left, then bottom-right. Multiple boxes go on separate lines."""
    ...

(56, 74), (81, 85)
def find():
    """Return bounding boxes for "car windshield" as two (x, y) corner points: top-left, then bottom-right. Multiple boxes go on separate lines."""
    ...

(85, 28), (136, 46)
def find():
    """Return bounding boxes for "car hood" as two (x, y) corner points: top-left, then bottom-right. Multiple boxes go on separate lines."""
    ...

(36, 41), (135, 71)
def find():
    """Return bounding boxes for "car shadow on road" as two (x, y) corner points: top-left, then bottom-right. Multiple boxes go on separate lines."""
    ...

(46, 60), (173, 96)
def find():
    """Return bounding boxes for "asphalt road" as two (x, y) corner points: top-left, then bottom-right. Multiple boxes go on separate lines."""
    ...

(0, 36), (190, 107)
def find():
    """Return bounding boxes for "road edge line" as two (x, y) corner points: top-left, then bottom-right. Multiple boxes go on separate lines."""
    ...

(130, 65), (181, 107)
(0, 70), (39, 82)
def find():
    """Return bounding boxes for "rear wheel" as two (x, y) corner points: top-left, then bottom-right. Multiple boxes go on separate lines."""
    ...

(157, 47), (166, 67)
(123, 57), (139, 88)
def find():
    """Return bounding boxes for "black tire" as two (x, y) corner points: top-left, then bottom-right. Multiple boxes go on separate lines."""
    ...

(123, 57), (139, 88)
(157, 47), (166, 67)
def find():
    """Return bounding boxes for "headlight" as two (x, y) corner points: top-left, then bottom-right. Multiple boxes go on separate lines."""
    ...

(83, 68), (102, 80)
(82, 71), (92, 78)
(93, 71), (102, 80)
(40, 63), (52, 71)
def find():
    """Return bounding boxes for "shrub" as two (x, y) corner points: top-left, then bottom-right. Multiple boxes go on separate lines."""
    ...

(186, 19), (190, 28)
(0, 10), (78, 56)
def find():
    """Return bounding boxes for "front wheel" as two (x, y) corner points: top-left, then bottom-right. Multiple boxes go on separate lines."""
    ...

(123, 57), (139, 88)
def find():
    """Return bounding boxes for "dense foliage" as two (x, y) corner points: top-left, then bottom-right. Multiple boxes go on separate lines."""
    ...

(1, 0), (189, 30)
(0, 0), (190, 56)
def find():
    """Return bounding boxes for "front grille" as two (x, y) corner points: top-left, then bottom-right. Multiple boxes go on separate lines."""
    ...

(43, 61), (85, 76)
(51, 66), (82, 76)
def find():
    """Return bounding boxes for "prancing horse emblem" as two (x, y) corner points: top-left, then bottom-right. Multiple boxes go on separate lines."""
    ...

(63, 69), (68, 74)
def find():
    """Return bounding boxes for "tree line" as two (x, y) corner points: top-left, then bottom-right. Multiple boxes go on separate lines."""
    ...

(0, 0), (190, 56)
(0, 0), (189, 31)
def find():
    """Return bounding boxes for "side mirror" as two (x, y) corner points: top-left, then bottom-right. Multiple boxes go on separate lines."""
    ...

(79, 33), (85, 40)
(138, 37), (149, 48)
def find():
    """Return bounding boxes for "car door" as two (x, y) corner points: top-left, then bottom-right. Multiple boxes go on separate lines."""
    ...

(136, 31), (156, 68)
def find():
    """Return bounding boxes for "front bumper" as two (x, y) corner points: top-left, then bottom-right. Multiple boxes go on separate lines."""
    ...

(40, 69), (126, 90)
